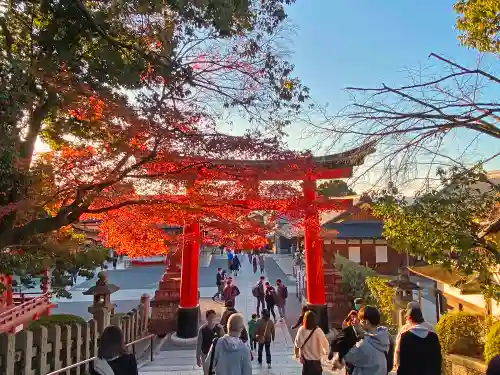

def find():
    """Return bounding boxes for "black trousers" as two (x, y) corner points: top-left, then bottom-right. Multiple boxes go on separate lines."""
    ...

(302, 359), (322, 375)
(257, 341), (271, 364)
(267, 303), (276, 321)
(256, 297), (265, 314)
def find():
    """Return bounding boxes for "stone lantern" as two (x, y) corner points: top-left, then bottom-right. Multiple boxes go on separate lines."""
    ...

(84, 271), (120, 334)
(386, 268), (421, 328)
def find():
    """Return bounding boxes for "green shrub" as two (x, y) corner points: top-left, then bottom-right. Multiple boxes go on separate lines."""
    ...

(366, 276), (396, 331)
(485, 320), (500, 362)
(334, 254), (376, 301)
(436, 311), (485, 358)
(28, 314), (86, 330)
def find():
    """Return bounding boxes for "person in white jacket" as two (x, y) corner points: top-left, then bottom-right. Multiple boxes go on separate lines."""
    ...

(294, 311), (329, 375)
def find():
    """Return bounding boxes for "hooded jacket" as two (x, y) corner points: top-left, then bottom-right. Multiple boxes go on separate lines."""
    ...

(344, 326), (390, 375)
(393, 321), (434, 369)
(397, 324), (441, 375)
(208, 335), (252, 375)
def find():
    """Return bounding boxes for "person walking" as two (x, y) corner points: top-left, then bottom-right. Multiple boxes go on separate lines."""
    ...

(255, 309), (275, 369)
(264, 282), (277, 321)
(294, 311), (329, 375)
(252, 275), (266, 315)
(212, 268), (225, 301)
(206, 313), (252, 375)
(91, 326), (138, 375)
(220, 300), (238, 333)
(258, 253), (265, 274)
(227, 249), (234, 273)
(252, 253), (258, 273)
(231, 254), (241, 276)
(196, 309), (224, 373)
(222, 278), (240, 307)
(393, 302), (435, 371)
(343, 306), (390, 375)
(248, 313), (258, 351)
(396, 307), (441, 375)
(276, 279), (288, 321)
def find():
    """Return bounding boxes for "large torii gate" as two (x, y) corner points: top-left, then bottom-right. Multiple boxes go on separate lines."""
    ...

(149, 143), (375, 338)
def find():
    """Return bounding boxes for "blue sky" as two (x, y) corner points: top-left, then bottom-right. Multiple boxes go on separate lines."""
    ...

(278, 0), (499, 181)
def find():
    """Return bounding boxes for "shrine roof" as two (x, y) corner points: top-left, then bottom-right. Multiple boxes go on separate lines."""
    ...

(408, 265), (482, 295)
(321, 220), (384, 239)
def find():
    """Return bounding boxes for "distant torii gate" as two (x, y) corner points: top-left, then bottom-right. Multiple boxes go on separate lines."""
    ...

(150, 143), (375, 338)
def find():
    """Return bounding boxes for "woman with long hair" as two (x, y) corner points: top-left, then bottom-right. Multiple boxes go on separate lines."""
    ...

(91, 326), (138, 375)
(294, 311), (329, 375)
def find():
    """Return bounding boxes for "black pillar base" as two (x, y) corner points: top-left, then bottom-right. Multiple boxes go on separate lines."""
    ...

(177, 305), (200, 338)
(307, 303), (329, 334)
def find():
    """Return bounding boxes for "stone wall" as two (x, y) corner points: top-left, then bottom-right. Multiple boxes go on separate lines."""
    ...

(0, 297), (150, 375)
(443, 354), (487, 375)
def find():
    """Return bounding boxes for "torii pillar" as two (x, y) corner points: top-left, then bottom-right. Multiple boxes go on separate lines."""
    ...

(303, 174), (329, 333)
(176, 218), (201, 338)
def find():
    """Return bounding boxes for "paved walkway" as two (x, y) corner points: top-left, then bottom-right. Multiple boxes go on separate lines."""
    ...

(139, 254), (340, 375)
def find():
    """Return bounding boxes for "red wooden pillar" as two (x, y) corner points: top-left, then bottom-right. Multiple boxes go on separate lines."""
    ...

(303, 175), (329, 333)
(179, 219), (200, 308)
(177, 217), (201, 338)
(5, 275), (13, 306)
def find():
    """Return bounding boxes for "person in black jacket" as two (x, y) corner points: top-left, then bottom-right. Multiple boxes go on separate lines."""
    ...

(212, 268), (224, 301)
(397, 307), (441, 375)
(91, 326), (138, 375)
(329, 323), (359, 374)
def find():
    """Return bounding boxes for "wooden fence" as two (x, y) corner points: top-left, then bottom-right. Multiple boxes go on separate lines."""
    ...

(0, 296), (150, 375)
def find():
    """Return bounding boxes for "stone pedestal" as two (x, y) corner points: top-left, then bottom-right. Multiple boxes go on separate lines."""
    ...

(89, 304), (115, 335)
(150, 250), (182, 337)
(324, 265), (351, 330)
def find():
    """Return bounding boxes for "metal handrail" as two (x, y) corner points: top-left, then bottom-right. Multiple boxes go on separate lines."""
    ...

(45, 333), (156, 375)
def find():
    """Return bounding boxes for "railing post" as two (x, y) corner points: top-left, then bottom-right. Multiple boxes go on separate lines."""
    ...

(150, 336), (154, 362)
(33, 326), (49, 375)
(17, 329), (34, 375)
(47, 325), (62, 371)
(0, 333), (16, 375)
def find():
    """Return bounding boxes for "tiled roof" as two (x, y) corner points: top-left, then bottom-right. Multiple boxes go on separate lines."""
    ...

(321, 220), (384, 239)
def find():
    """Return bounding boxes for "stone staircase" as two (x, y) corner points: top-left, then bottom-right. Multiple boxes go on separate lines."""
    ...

(139, 346), (304, 375)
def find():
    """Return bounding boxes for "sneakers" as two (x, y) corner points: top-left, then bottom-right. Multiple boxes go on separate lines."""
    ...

(267, 364), (272, 369)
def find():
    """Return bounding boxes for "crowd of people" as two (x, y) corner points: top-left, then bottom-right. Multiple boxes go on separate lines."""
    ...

(89, 249), (500, 375)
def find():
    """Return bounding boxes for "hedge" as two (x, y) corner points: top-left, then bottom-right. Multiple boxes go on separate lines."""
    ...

(485, 320), (500, 362)
(334, 254), (376, 301)
(436, 311), (485, 358)
(365, 276), (396, 331)
(28, 314), (86, 330)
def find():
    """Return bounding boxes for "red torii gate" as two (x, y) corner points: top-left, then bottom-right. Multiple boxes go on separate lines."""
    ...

(149, 143), (375, 338)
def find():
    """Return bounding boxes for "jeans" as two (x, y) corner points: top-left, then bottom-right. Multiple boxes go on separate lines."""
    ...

(277, 304), (286, 318)
(256, 297), (265, 315)
(267, 303), (276, 321)
(260, 266), (264, 273)
(258, 341), (271, 364)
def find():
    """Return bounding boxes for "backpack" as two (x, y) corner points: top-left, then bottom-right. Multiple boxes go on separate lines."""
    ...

(281, 285), (288, 299)
(252, 282), (263, 298)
